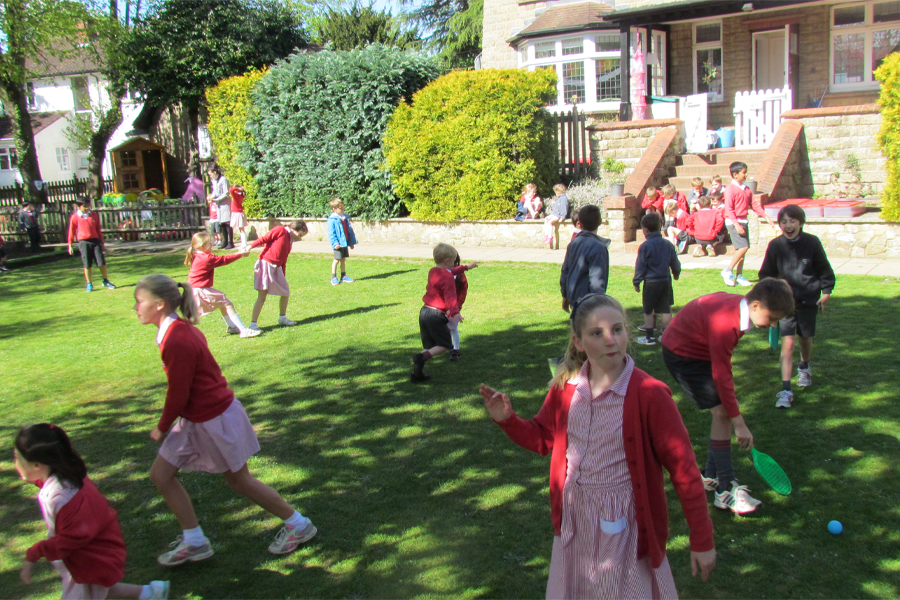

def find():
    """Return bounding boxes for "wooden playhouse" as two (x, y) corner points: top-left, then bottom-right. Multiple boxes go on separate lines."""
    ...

(110, 137), (169, 196)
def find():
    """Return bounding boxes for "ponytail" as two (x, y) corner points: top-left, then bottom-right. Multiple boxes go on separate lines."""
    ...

(177, 281), (199, 324)
(15, 424), (87, 489)
(550, 337), (586, 390)
(184, 231), (210, 267)
(136, 274), (200, 324)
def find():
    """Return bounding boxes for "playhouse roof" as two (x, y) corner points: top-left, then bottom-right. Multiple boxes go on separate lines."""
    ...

(110, 136), (167, 153)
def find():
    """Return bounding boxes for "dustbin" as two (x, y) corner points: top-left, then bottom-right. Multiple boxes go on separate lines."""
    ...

(717, 127), (735, 148)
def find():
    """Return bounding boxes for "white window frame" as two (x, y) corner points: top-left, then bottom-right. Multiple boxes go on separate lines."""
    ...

(830, 1), (900, 91)
(56, 147), (71, 171)
(693, 20), (724, 103)
(0, 147), (18, 171)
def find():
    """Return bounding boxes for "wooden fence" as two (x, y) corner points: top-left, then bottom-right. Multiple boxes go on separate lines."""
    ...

(556, 104), (590, 184)
(0, 176), (115, 208)
(0, 202), (208, 244)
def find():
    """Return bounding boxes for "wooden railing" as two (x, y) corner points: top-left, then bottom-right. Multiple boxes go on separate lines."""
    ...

(0, 176), (114, 208)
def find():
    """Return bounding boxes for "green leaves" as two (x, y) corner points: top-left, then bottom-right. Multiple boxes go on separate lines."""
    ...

(875, 52), (900, 222)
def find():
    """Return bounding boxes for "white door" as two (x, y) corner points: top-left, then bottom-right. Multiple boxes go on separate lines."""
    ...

(753, 30), (786, 91)
(679, 93), (708, 153)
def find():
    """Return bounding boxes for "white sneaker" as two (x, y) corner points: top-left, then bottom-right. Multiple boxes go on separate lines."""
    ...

(247, 323), (262, 332)
(701, 475), (718, 492)
(148, 581), (170, 600)
(721, 269), (736, 287)
(775, 390), (794, 409)
(268, 521), (317, 554)
(735, 274), (753, 287)
(240, 327), (262, 338)
(714, 481), (761, 514)
(636, 336), (656, 345)
(157, 536), (213, 566)
(226, 326), (240, 335)
(278, 316), (298, 327)
(798, 367), (812, 387)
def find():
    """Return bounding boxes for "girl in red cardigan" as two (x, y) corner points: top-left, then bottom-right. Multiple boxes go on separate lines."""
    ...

(15, 423), (169, 600)
(184, 232), (260, 338)
(247, 220), (308, 330)
(134, 274), (316, 566)
(480, 294), (715, 598)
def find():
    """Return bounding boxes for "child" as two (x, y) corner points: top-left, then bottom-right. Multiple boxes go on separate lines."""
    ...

(447, 253), (478, 361)
(758, 204), (836, 409)
(661, 184), (689, 213)
(687, 177), (709, 210)
(184, 232), (261, 338)
(480, 293), (715, 598)
(133, 274), (317, 564)
(708, 175), (724, 200)
(688, 196), (725, 257)
(326, 198), (357, 286)
(67, 198), (117, 292)
(18, 202), (41, 252)
(640, 186), (663, 213)
(560, 205), (610, 312)
(721, 161), (778, 287)
(0, 233), (9, 272)
(412, 243), (464, 382)
(543, 184), (569, 249)
(634, 212), (680, 346)
(14, 423), (169, 599)
(207, 197), (221, 246)
(207, 166), (232, 249)
(247, 220), (307, 329)
(520, 183), (543, 220)
(569, 208), (582, 243)
(660, 278), (794, 514)
(663, 201), (691, 252)
(228, 184), (249, 248)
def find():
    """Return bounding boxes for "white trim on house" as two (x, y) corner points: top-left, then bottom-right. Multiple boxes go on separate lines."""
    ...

(693, 19), (724, 103)
(829, 0), (900, 92)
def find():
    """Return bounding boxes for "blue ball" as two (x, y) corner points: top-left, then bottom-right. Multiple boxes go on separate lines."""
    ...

(827, 520), (843, 534)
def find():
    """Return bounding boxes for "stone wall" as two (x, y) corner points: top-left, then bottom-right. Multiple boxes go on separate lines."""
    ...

(740, 213), (900, 258)
(481, 0), (543, 69)
(588, 118), (685, 179)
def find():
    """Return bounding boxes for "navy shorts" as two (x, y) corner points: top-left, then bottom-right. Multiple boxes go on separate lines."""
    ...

(419, 306), (451, 350)
(780, 305), (817, 337)
(333, 246), (350, 260)
(642, 280), (674, 315)
(662, 346), (722, 410)
(78, 239), (106, 269)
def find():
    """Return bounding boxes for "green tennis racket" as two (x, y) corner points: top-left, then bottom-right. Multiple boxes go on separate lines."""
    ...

(751, 448), (792, 495)
(768, 323), (780, 351)
(548, 356), (563, 377)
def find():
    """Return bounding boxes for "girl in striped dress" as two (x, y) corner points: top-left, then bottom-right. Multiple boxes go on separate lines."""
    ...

(480, 294), (716, 599)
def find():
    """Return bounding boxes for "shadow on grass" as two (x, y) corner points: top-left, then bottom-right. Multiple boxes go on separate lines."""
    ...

(297, 303), (401, 326)
(356, 269), (418, 281)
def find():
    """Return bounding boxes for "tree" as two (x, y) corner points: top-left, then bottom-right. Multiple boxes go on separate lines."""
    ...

(0, 0), (86, 204)
(315, 1), (420, 51)
(400, 0), (481, 69)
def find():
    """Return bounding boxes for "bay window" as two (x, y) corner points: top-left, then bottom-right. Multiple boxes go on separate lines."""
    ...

(831, 1), (900, 90)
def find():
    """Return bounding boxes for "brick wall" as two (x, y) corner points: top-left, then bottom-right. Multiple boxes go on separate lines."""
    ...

(588, 118), (684, 180)
(481, 0), (543, 69)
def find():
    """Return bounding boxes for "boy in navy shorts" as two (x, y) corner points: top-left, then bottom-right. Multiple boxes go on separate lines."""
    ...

(633, 212), (680, 345)
(661, 278), (794, 514)
(412, 243), (464, 383)
(67, 198), (116, 292)
(759, 204), (835, 408)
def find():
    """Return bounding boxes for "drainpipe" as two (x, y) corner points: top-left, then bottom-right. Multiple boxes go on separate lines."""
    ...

(619, 25), (631, 122)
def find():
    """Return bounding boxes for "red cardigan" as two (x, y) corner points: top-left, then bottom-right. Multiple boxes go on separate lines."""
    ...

(188, 251), (241, 288)
(158, 319), (234, 432)
(449, 264), (471, 308)
(25, 478), (126, 587)
(250, 226), (292, 271)
(421, 267), (460, 317)
(496, 367), (714, 568)
(67, 211), (103, 244)
(661, 293), (746, 418)
(688, 209), (725, 241)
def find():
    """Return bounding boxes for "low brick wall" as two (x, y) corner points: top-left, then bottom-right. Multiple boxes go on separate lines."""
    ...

(587, 118), (685, 181)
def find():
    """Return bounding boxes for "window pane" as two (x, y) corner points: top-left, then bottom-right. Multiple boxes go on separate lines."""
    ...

(10, 148), (17, 169)
(535, 41), (556, 58)
(562, 37), (584, 55)
(122, 150), (137, 167)
(56, 147), (70, 170)
(0, 151), (8, 171)
(834, 5), (866, 26)
(695, 23), (721, 44)
(697, 48), (723, 97)
(833, 33), (865, 83)
(595, 34), (619, 52)
(875, 1), (900, 22)
(873, 28), (900, 71)
(72, 77), (90, 112)
(596, 59), (621, 100)
(563, 61), (585, 103)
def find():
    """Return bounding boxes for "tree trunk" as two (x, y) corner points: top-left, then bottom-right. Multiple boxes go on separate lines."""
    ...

(87, 88), (124, 206)
(0, 69), (46, 206)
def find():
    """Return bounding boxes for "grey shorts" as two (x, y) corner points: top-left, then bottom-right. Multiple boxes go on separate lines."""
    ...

(333, 246), (349, 260)
(780, 305), (817, 338)
(78, 239), (106, 269)
(726, 222), (749, 249)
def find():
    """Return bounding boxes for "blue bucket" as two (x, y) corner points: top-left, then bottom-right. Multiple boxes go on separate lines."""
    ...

(717, 128), (735, 148)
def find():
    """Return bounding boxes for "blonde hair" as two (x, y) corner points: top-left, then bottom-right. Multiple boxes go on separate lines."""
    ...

(663, 200), (678, 215)
(553, 183), (567, 194)
(661, 184), (675, 197)
(710, 175), (723, 184)
(184, 231), (211, 266)
(523, 183), (537, 194)
(433, 243), (457, 264)
(329, 198), (344, 210)
(136, 274), (200, 325)
(691, 176), (704, 187)
(551, 294), (628, 389)
(645, 186), (657, 196)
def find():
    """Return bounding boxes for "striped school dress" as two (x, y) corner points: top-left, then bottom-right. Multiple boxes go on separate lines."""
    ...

(546, 356), (678, 599)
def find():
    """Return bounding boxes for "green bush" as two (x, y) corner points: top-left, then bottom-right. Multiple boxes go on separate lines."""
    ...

(875, 52), (900, 222)
(243, 44), (439, 219)
(383, 68), (558, 222)
(206, 69), (267, 218)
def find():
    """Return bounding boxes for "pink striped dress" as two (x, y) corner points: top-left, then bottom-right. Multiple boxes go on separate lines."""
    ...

(546, 356), (678, 599)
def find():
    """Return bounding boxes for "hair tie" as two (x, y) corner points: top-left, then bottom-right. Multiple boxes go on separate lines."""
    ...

(569, 293), (605, 322)
(177, 282), (183, 288)
(49, 424), (55, 429)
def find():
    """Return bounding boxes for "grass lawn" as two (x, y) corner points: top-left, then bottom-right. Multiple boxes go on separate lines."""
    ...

(1, 249), (898, 599)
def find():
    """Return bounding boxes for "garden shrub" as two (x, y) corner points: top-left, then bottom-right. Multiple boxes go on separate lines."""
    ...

(566, 178), (610, 224)
(875, 52), (900, 222)
(206, 69), (267, 218)
(383, 68), (558, 222)
(243, 44), (439, 219)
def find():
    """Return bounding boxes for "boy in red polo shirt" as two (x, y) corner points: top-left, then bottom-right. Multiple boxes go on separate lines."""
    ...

(721, 161), (777, 287)
(67, 198), (116, 292)
(661, 278), (794, 514)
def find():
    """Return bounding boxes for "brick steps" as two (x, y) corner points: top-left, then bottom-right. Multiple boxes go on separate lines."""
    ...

(675, 150), (768, 167)
(624, 240), (737, 255)
(669, 163), (764, 178)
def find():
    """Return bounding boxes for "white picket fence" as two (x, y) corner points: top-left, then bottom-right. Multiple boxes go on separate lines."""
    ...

(733, 87), (792, 149)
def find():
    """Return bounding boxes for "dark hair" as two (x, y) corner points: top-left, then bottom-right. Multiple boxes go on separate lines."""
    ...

(777, 204), (806, 226)
(641, 211), (661, 232)
(75, 197), (89, 207)
(289, 220), (308, 234)
(136, 274), (200, 324)
(729, 161), (748, 177)
(571, 208), (580, 227)
(578, 204), (601, 232)
(15, 424), (87, 489)
(207, 165), (222, 177)
(698, 195), (712, 208)
(745, 278), (795, 318)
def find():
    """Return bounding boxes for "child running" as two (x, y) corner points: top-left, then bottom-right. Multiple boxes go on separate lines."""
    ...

(480, 293), (715, 598)
(184, 232), (260, 338)
(634, 212), (681, 346)
(660, 278), (794, 514)
(411, 243), (464, 382)
(326, 198), (357, 286)
(133, 274), (317, 565)
(14, 423), (169, 599)
(758, 204), (836, 408)
(247, 220), (308, 329)
(447, 253), (478, 361)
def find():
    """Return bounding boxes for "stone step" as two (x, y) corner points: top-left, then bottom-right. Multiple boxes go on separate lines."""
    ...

(675, 150), (768, 167)
(624, 239), (736, 255)
(669, 163), (764, 178)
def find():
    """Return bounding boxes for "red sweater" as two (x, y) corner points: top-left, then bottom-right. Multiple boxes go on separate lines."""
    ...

(688, 208), (725, 241)
(661, 293), (746, 418)
(25, 478), (126, 587)
(67, 211), (103, 244)
(188, 251), (241, 288)
(675, 207), (691, 231)
(496, 367), (714, 567)
(641, 194), (663, 212)
(422, 267), (460, 317)
(158, 319), (234, 433)
(723, 181), (766, 222)
(449, 265), (471, 308)
(229, 187), (245, 213)
(249, 226), (292, 271)
(667, 192), (689, 213)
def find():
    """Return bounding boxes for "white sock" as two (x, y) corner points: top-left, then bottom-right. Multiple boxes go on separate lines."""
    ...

(182, 526), (205, 546)
(451, 328), (460, 350)
(250, 321), (258, 328)
(231, 314), (246, 330)
(284, 510), (308, 529)
(240, 231), (248, 246)
(222, 315), (236, 329)
(139, 585), (152, 600)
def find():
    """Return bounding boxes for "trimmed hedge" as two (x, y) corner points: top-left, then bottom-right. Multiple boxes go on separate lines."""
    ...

(875, 52), (900, 222)
(206, 69), (267, 218)
(243, 44), (439, 219)
(383, 68), (558, 222)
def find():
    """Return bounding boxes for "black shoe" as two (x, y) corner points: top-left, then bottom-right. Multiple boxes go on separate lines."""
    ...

(410, 371), (431, 383)
(448, 349), (461, 361)
(225, 244), (235, 249)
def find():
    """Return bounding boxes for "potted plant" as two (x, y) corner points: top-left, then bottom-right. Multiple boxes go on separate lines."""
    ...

(601, 156), (627, 196)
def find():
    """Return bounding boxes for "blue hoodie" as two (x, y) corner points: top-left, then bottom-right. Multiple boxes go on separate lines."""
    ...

(327, 212), (357, 248)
